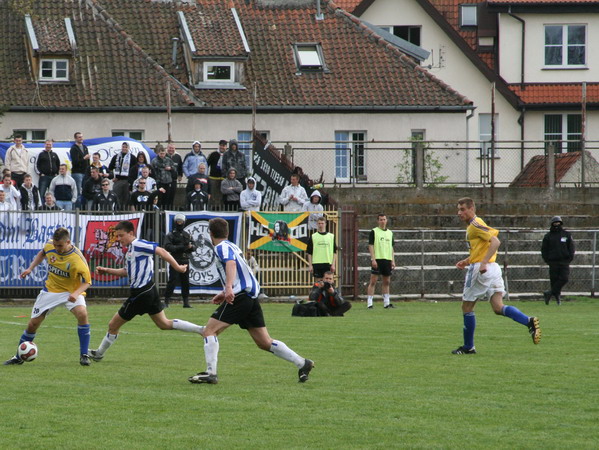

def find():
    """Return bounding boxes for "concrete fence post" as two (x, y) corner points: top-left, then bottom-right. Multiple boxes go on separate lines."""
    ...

(547, 142), (555, 188)
(415, 142), (424, 188)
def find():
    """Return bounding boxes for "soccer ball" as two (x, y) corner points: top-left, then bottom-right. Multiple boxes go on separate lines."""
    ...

(17, 341), (38, 362)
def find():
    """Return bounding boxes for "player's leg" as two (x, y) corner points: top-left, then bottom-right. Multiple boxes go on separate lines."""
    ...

(452, 300), (478, 354)
(181, 266), (191, 308)
(149, 310), (204, 334)
(189, 317), (230, 384)
(381, 272), (394, 308)
(69, 304), (91, 365)
(490, 292), (541, 344)
(89, 312), (128, 361)
(366, 273), (378, 308)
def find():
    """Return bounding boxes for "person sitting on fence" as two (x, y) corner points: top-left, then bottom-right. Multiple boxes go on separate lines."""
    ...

(186, 179), (209, 211)
(308, 271), (351, 317)
(221, 168), (242, 211)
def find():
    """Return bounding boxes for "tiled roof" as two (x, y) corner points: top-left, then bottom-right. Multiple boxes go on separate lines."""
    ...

(488, 0), (599, 4)
(0, 0), (196, 108)
(510, 151), (588, 187)
(32, 18), (72, 54)
(334, 0), (362, 11)
(509, 84), (599, 105)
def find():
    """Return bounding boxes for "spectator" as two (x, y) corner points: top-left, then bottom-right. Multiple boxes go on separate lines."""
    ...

(19, 174), (41, 210)
(70, 132), (90, 205)
(221, 168), (242, 211)
(130, 180), (162, 211)
(186, 179), (209, 211)
(132, 152), (151, 179)
(38, 192), (62, 211)
(151, 144), (175, 208)
(2, 169), (16, 186)
(164, 214), (196, 308)
(82, 167), (103, 210)
(309, 271), (352, 317)
(36, 139), (60, 197)
(92, 180), (119, 212)
(222, 139), (248, 188)
(183, 141), (208, 180)
(90, 152), (109, 178)
(279, 174), (308, 212)
(240, 177), (262, 212)
(207, 139), (227, 207)
(307, 217), (337, 281)
(186, 163), (210, 195)
(542, 216), (575, 305)
(49, 164), (77, 211)
(108, 142), (136, 209)
(0, 190), (16, 228)
(167, 143), (182, 208)
(4, 135), (28, 187)
(132, 166), (157, 192)
(0, 174), (21, 210)
(303, 190), (324, 231)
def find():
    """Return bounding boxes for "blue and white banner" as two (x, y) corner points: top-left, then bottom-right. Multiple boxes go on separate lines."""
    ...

(164, 211), (243, 295)
(0, 136), (154, 186)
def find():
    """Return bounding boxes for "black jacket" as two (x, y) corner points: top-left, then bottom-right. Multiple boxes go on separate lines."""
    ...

(541, 226), (575, 265)
(83, 177), (103, 201)
(186, 189), (209, 211)
(92, 191), (120, 211)
(164, 228), (196, 263)
(36, 150), (60, 177)
(19, 185), (41, 210)
(70, 143), (90, 175)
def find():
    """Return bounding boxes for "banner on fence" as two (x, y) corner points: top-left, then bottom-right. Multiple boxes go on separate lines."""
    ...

(164, 211), (243, 295)
(0, 212), (143, 288)
(248, 211), (309, 252)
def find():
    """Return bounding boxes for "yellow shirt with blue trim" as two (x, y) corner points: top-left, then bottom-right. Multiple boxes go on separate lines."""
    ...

(466, 216), (499, 263)
(43, 241), (92, 294)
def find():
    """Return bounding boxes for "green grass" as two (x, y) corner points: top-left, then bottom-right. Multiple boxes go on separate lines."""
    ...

(1, 298), (599, 449)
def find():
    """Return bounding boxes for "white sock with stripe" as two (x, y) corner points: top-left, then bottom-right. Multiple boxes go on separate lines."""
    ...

(97, 333), (118, 356)
(204, 336), (219, 375)
(270, 340), (304, 368)
(173, 319), (205, 335)
(367, 296), (374, 307)
(383, 294), (390, 307)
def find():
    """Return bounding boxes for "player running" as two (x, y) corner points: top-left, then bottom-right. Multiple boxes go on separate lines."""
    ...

(452, 197), (541, 354)
(88, 220), (204, 361)
(4, 227), (93, 366)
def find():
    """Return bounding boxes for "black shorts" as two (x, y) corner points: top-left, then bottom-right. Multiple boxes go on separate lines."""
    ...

(211, 292), (266, 329)
(118, 283), (163, 321)
(371, 259), (393, 277)
(312, 263), (331, 278)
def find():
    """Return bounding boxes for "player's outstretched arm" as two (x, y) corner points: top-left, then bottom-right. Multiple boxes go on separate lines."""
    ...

(155, 246), (187, 273)
(96, 266), (128, 277)
(20, 249), (46, 278)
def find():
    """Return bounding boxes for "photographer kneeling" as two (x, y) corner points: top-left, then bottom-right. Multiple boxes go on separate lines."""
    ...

(309, 271), (352, 317)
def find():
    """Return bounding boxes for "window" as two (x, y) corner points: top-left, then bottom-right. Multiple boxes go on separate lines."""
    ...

(394, 26), (421, 47)
(544, 25), (586, 67)
(39, 59), (68, 81)
(112, 130), (144, 141)
(237, 131), (269, 171)
(294, 44), (326, 71)
(203, 62), (235, 83)
(13, 129), (46, 142)
(460, 5), (478, 27)
(479, 114), (499, 157)
(335, 131), (366, 182)
(544, 114), (582, 152)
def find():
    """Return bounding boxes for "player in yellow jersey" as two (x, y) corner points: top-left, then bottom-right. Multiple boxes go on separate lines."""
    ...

(452, 198), (541, 354)
(3, 227), (93, 366)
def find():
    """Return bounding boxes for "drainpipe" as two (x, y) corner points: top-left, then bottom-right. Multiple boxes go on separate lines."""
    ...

(517, 108), (526, 170)
(507, 7), (526, 89)
(466, 108), (475, 184)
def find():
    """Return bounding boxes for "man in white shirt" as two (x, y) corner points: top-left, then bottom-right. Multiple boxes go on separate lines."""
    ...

(0, 174), (21, 210)
(278, 173), (308, 212)
(240, 177), (262, 212)
(4, 135), (29, 187)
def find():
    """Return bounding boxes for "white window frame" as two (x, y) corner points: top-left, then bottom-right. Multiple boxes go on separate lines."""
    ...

(544, 114), (582, 153)
(479, 114), (499, 158)
(238, 130), (269, 171)
(112, 130), (145, 141)
(544, 24), (587, 68)
(39, 59), (69, 81)
(460, 5), (478, 27)
(335, 131), (367, 183)
(203, 62), (235, 83)
(294, 44), (326, 71)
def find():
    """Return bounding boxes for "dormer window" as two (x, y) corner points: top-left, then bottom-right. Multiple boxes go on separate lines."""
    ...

(40, 59), (69, 81)
(294, 44), (327, 72)
(460, 5), (478, 27)
(203, 62), (235, 83)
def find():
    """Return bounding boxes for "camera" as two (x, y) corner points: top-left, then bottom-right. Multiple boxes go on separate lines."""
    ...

(323, 281), (332, 290)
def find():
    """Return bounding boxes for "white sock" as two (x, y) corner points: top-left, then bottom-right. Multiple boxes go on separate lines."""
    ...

(367, 296), (374, 307)
(270, 340), (304, 368)
(383, 294), (390, 306)
(173, 319), (205, 335)
(204, 336), (219, 375)
(97, 333), (118, 355)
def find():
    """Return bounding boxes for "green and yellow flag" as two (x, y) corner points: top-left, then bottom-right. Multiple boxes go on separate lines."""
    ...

(248, 212), (310, 252)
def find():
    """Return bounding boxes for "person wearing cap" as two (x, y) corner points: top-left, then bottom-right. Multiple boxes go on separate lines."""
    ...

(541, 216), (575, 305)
(240, 177), (261, 212)
(221, 168), (243, 211)
(164, 214), (196, 308)
(183, 141), (208, 179)
(186, 178), (209, 211)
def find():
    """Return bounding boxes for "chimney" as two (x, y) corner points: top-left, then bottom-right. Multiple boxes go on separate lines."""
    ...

(315, 0), (324, 21)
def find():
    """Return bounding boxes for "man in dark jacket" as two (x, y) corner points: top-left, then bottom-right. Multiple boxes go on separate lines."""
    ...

(308, 271), (351, 316)
(36, 140), (60, 198)
(92, 180), (120, 212)
(82, 167), (103, 210)
(541, 216), (575, 305)
(70, 132), (90, 208)
(164, 214), (196, 308)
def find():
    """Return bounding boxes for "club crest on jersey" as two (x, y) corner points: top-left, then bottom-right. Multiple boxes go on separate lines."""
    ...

(49, 255), (57, 264)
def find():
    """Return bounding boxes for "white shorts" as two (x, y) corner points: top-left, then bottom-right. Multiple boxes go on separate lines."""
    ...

(462, 262), (505, 302)
(31, 290), (87, 319)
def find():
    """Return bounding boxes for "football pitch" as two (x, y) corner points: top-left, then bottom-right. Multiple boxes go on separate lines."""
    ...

(1, 299), (598, 449)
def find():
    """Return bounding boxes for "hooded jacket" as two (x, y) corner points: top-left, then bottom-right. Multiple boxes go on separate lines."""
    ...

(240, 177), (262, 211)
(222, 139), (247, 179)
(183, 141), (208, 178)
(541, 224), (575, 265)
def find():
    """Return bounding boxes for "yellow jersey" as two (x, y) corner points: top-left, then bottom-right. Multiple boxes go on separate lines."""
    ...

(466, 216), (499, 263)
(43, 241), (92, 294)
